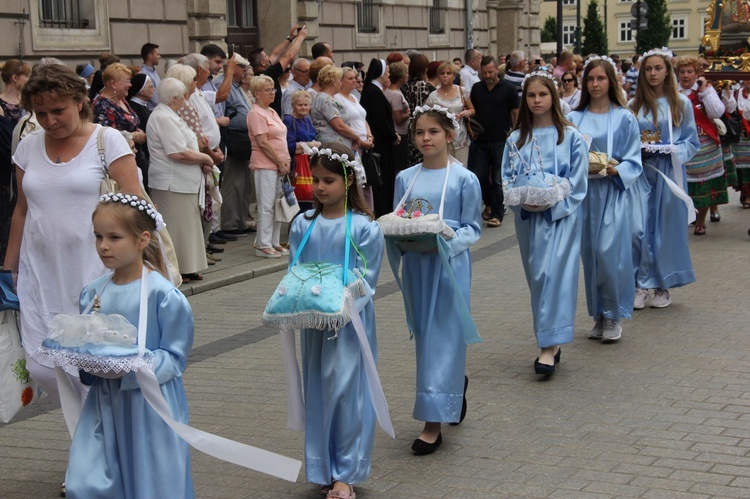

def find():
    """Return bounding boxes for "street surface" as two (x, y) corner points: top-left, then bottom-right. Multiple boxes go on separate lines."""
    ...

(2, 193), (750, 498)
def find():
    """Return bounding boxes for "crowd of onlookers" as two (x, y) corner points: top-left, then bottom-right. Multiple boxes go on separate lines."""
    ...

(2, 32), (750, 284)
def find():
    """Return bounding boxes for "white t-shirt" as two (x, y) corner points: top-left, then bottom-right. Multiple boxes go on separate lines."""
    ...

(191, 89), (221, 150)
(12, 125), (133, 360)
(334, 93), (368, 141)
(146, 104), (202, 193)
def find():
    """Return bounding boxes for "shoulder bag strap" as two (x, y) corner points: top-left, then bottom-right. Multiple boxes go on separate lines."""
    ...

(96, 125), (108, 175)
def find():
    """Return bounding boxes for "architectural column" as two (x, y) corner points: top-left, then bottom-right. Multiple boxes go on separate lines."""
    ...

(186, 0), (227, 52)
(488, 0), (540, 58)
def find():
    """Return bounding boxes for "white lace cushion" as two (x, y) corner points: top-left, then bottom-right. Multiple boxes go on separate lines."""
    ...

(504, 180), (572, 208)
(37, 340), (155, 374)
(376, 213), (456, 239)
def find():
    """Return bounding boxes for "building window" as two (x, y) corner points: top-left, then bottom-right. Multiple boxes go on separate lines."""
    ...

(563, 23), (576, 46)
(619, 20), (634, 43)
(40, 0), (94, 29)
(30, 0), (109, 51)
(672, 16), (687, 40)
(357, 0), (379, 34)
(562, 0), (576, 5)
(429, 0), (446, 34)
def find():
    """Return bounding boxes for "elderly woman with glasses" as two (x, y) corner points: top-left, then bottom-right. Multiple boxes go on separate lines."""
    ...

(560, 70), (581, 110)
(248, 74), (292, 258)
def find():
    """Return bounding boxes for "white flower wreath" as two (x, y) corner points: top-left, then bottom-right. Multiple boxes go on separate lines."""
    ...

(99, 193), (166, 231)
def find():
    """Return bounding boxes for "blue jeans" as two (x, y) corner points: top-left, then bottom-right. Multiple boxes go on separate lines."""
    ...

(468, 140), (505, 220)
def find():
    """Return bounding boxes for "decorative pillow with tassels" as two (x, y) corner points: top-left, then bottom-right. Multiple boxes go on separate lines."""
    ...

(262, 264), (365, 331)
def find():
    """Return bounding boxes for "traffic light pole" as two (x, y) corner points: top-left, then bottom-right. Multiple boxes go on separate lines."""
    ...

(557, 0), (563, 60)
(575, 0), (581, 54)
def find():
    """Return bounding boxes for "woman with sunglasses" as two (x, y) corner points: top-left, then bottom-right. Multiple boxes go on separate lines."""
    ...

(560, 71), (581, 110)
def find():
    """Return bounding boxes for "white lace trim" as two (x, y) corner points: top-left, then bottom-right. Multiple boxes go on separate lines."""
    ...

(376, 213), (456, 239)
(35, 346), (155, 373)
(641, 143), (677, 154)
(504, 180), (571, 208)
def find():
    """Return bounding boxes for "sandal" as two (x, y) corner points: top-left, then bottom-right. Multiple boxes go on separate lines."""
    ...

(487, 218), (501, 228)
(326, 482), (355, 499)
(743, 202), (750, 209)
(273, 245), (290, 256)
(255, 247), (281, 259)
(482, 206), (491, 221)
(693, 224), (706, 236)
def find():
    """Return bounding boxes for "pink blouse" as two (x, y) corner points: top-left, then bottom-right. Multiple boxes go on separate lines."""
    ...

(247, 105), (291, 171)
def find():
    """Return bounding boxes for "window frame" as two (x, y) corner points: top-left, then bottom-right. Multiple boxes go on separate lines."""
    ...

(671, 15), (688, 41)
(30, 0), (110, 51)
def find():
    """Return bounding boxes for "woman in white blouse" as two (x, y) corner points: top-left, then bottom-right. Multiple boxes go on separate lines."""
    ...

(335, 66), (375, 209)
(147, 77), (214, 282)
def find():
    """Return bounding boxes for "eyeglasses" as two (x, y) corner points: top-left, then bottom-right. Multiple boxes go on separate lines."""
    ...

(562, 79), (575, 83)
(116, 78), (131, 84)
(293, 68), (309, 74)
(261, 88), (277, 94)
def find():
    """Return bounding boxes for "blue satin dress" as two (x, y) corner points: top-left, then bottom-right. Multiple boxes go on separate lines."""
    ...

(628, 95), (700, 290)
(568, 107), (643, 321)
(66, 271), (194, 499)
(289, 212), (384, 486)
(502, 126), (589, 348)
(392, 163), (482, 423)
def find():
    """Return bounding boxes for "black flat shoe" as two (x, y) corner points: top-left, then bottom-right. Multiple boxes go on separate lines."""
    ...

(449, 375), (468, 426)
(710, 212), (721, 223)
(223, 226), (256, 235)
(554, 347), (561, 364)
(214, 230), (239, 241)
(208, 234), (228, 244)
(534, 358), (555, 377)
(411, 433), (442, 455)
(206, 244), (225, 254)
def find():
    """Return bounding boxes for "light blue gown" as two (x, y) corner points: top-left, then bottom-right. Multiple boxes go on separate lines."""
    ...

(568, 107), (643, 321)
(502, 126), (589, 348)
(66, 271), (194, 499)
(392, 163), (482, 423)
(628, 95), (700, 290)
(289, 211), (384, 486)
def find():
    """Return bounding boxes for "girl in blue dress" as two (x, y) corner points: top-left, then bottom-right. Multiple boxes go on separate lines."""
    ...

(392, 106), (482, 454)
(628, 48), (700, 310)
(568, 57), (642, 343)
(67, 195), (194, 498)
(501, 72), (589, 377)
(289, 142), (384, 499)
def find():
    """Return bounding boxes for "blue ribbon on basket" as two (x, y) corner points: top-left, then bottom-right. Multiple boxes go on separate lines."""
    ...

(0, 272), (19, 311)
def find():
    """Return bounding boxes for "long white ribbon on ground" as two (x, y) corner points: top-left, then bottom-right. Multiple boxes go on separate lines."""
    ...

(643, 155), (697, 225)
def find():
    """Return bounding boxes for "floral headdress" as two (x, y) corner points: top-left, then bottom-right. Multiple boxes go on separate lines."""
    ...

(310, 147), (367, 187)
(640, 47), (673, 62)
(522, 71), (558, 90)
(583, 55), (617, 73)
(412, 105), (461, 133)
(99, 193), (166, 231)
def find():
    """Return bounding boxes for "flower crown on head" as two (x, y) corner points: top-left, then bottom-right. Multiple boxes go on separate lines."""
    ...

(522, 71), (558, 90)
(99, 193), (166, 231)
(583, 55), (617, 73)
(310, 147), (367, 187)
(640, 47), (673, 61)
(412, 105), (461, 133)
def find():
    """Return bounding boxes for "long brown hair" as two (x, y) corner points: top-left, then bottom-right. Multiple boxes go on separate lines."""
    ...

(92, 199), (169, 279)
(576, 59), (628, 111)
(630, 54), (684, 128)
(410, 108), (457, 157)
(513, 74), (573, 148)
(306, 142), (374, 220)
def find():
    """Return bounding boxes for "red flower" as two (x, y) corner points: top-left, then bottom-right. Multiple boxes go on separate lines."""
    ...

(21, 386), (33, 407)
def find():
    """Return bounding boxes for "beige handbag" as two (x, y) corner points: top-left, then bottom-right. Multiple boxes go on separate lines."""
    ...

(96, 127), (183, 286)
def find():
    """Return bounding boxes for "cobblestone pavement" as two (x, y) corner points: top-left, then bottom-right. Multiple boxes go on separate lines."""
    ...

(2, 194), (750, 498)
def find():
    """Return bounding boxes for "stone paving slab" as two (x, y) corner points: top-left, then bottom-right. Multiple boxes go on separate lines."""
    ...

(2, 193), (750, 498)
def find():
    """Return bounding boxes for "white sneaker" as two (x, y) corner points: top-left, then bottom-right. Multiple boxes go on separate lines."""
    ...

(601, 318), (622, 343)
(587, 316), (604, 339)
(650, 288), (671, 308)
(634, 288), (650, 310)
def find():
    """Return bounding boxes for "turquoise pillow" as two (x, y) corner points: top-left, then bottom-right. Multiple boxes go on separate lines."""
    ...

(263, 262), (364, 331)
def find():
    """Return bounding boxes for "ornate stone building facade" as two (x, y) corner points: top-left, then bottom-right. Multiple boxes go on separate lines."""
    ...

(0, 1), (541, 68)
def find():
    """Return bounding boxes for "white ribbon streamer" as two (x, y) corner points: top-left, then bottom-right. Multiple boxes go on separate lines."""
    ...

(278, 305), (395, 439)
(56, 366), (84, 438)
(644, 159), (697, 224)
(135, 367), (301, 482)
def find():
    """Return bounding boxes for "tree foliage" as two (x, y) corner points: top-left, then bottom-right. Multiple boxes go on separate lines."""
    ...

(541, 16), (557, 44)
(635, 0), (671, 54)
(581, 0), (608, 56)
